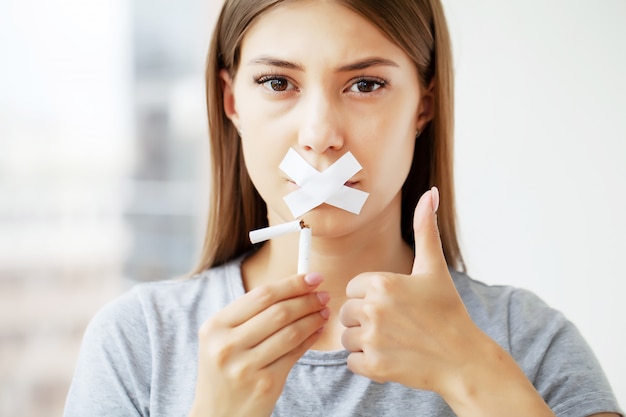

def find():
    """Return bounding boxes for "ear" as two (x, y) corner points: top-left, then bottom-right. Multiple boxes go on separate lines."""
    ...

(220, 69), (241, 131)
(416, 80), (435, 130)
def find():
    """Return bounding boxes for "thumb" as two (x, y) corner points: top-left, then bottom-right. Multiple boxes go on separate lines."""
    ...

(411, 186), (447, 275)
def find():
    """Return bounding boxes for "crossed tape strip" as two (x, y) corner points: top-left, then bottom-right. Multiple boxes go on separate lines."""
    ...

(279, 148), (369, 218)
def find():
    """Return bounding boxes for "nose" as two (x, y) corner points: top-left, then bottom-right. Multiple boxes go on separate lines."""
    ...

(297, 90), (344, 154)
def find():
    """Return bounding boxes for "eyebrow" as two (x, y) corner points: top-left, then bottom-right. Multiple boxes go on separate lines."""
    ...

(247, 56), (399, 72)
(248, 56), (305, 71)
(337, 58), (399, 72)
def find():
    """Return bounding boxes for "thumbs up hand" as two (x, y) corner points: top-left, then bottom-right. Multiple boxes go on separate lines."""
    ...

(339, 187), (482, 394)
(339, 188), (558, 415)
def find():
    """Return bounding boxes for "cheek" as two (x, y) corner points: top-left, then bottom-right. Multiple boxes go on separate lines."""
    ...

(233, 86), (300, 219)
(240, 138), (282, 193)
(239, 128), (294, 219)
(369, 138), (414, 192)
(353, 122), (416, 214)
(237, 102), (284, 182)
(357, 115), (416, 184)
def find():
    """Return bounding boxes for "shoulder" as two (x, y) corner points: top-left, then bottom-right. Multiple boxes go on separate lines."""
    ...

(77, 256), (245, 361)
(450, 269), (574, 354)
(450, 269), (565, 317)
(64, 258), (247, 416)
(450, 270), (623, 416)
(89, 257), (245, 338)
(449, 269), (560, 333)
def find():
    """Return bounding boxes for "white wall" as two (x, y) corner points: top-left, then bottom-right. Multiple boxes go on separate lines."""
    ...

(444, 0), (626, 401)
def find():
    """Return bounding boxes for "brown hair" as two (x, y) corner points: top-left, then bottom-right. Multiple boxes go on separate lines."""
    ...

(194, 0), (465, 274)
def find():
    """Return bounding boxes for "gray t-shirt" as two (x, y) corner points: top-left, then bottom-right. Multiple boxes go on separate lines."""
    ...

(64, 255), (623, 417)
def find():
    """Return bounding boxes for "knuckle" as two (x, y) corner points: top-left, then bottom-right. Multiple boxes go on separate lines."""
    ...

(372, 273), (396, 292)
(362, 301), (383, 323)
(251, 286), (275, 306)
(338, 304), (350, 324)
(254, 374), (276, 396)
(283, 325), (303, 345)
(269, 304), (290, 325)
(360, 327), (377, 347)
(198, 316), (219, 340)
(198, 323), (211, 340)
(365, 351), (388, 378)
(208, 340), (235, 367)
(227, 361), (253, 382)
(340, 330), (351, 348)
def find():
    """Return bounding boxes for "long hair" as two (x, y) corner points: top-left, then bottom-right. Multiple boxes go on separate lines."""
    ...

(194, 0), (465, 273)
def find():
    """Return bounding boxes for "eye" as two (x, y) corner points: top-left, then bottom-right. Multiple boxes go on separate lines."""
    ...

(348, 78), (386, 93)
(256, 76), (295, 92)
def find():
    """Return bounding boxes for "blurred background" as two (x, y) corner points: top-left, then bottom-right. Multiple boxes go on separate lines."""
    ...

(0, 0), (624, 415)
(1, 0), (214, 415)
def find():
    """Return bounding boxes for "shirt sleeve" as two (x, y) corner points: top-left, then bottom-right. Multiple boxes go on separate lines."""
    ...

(507, 288), (623, 417)
(63, 289), (152, 417)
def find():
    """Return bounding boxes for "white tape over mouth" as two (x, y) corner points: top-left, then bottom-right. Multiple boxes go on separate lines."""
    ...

(279, 148), (369, 218)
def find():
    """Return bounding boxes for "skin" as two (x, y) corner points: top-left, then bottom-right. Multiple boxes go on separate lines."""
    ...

(190, 1), (619, 417)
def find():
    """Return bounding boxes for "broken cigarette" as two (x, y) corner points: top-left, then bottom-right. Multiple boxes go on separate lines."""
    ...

(249, 219), (304, 244)
(297, 225), (311, 274)
(249, 219), (312, 274)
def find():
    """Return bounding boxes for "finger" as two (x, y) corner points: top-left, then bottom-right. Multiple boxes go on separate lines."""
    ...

(411, 186), (447, 274)
(345, 272), (378, 298)
(221, 272), (324, 327)
(339, 298), (364, 328)
(346, 351), (388, 383)
(341, 326), (364, 352)
(266, 325), (323, 374)
(250, 309), (328, 369)
(346, 352), (374, 380)
(237, 291), (330, 348)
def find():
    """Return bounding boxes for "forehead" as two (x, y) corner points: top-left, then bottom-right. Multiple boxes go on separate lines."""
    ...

(239, 1), (411, 67)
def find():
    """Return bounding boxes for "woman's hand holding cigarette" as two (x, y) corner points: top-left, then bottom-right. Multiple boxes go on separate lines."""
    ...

(189, 273), (330, 417)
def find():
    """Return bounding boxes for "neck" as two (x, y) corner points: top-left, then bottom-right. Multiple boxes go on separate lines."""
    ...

(241, 205), (413, 298)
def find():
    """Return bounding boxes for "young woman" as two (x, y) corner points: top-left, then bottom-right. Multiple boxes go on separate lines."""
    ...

(64, 1), (623, 416)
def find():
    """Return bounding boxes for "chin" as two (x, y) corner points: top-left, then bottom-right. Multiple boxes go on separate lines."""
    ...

(299, 205), (367, 238)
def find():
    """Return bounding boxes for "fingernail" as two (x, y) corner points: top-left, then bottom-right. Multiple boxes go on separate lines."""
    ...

(304, 272), (323, 286)
(319, 308), (330, 319)
(431, 186), (440, 213)
(316, 291), (330, 306)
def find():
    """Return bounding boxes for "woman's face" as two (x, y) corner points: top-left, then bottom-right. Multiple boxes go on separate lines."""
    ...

(222, 0), (431, 237)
